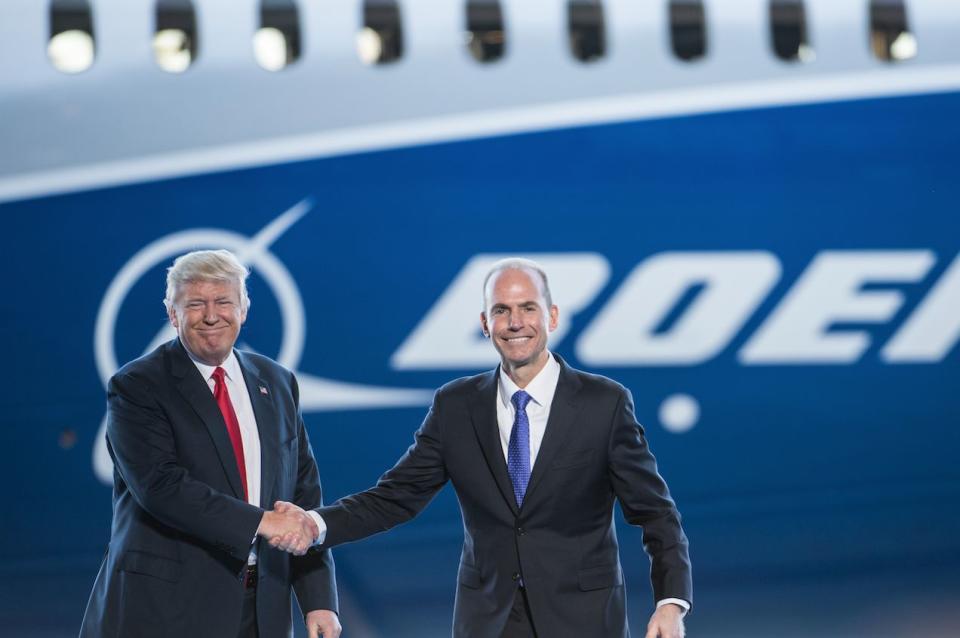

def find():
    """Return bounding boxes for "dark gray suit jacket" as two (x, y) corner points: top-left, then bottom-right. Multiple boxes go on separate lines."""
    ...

(318, 356), (691, 637)
(80, 339), (337, 638)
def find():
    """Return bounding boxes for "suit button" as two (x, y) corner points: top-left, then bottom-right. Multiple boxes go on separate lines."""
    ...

(512, 572), (521, 581)
(516, 527), (526, 536)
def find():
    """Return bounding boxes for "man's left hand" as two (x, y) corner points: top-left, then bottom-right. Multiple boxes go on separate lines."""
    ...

(645, 603), (685, 638)
(305, 609), (341, 638)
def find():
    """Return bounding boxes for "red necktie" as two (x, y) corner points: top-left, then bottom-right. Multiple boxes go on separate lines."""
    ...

(212, 367), (248, 500)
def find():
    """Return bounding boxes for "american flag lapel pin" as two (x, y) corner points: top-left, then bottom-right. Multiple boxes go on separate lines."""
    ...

(259, 385), (269, 395)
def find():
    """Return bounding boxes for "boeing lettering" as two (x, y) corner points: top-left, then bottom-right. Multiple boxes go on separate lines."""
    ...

(578, 252), (781, 365)
(394, 250), (960, 368)
(741, 251), (935, 363)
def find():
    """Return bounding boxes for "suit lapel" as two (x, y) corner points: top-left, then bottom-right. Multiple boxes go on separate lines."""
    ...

(236, 351), (280, 509)
(169, 340), (246, 500)
(523, 357), (583, 508)
(469, 368), (519, 516)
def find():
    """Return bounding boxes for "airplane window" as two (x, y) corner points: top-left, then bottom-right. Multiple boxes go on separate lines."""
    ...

(256, 0), (302, 71)
(359, 1), (403, 65)
(568, 0), (606, 63)
(670, 0), (707, 62)
(48, 0), (95, 74)
(769, 0), (813, 62)
(870, 0), (917, 62)
(154, 0), (197, 73)
(466, 0), (506, 63)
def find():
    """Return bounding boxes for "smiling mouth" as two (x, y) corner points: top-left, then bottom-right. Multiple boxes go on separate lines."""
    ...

(503, 336), (532, 343)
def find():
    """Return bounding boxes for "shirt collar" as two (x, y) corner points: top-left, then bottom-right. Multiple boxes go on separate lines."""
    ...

(498, 351), (560, 409)
(183, 343), (242, 384)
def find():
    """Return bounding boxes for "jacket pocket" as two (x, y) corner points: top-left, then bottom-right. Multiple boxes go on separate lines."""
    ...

(458, 563), (482, 589)
(552, 449), (596, 470)
(578, 564), (623, 591)
(119, 550), (182, 583)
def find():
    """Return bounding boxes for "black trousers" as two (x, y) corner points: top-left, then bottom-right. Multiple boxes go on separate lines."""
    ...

(237, 575), (258, 638)
(500, 587), (538, 638)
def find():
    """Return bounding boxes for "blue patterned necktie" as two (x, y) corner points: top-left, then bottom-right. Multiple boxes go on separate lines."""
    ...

(508, 390), (532, 508)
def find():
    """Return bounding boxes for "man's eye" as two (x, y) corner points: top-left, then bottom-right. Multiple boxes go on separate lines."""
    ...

(186, 302), (204, 310)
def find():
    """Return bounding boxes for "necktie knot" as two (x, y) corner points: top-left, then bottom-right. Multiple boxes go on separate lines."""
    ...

(511, 389), (532, 412)
(212, 366), (226, 384)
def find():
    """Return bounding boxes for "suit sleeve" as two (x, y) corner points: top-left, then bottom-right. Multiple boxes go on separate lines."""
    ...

(287, 373), (339, 615)
(315, 393), (449, 548)
(607, 387), (693, 607)
(106, 371), (264, 559)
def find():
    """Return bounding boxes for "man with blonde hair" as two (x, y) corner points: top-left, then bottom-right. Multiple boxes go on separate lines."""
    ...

(81, 249), (341, 638)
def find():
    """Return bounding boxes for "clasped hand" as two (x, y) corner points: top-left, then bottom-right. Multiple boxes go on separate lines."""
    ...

(257, 501), (318, 556)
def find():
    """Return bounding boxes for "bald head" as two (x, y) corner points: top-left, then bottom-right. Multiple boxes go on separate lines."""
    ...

(481, 258), (553, 315)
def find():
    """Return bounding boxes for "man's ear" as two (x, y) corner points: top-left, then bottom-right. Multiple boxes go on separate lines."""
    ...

(168, 305), (179, 329)
(480, 313), (490, 338)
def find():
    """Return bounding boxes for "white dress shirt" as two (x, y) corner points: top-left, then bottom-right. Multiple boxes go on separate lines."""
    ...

(189, 350), (262, 564)
(496, 352), (561, 468)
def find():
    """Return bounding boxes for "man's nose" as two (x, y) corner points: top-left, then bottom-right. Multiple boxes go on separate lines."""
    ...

(203, 305), (219, 323)
(508, 313), (523, 329)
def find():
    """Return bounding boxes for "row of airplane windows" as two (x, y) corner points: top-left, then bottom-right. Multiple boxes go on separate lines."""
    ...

(45, 0), (918, 75)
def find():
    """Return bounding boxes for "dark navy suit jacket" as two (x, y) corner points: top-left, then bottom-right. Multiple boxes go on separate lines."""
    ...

(80, 339), (337, 638)
(317, 356), (691, 637)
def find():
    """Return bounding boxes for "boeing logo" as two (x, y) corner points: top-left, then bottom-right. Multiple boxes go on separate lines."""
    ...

(91, 200), (960, 483)
(92, 199), (434, 484)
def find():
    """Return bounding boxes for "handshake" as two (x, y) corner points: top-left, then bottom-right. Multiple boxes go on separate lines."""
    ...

(257, 501), (319, 556)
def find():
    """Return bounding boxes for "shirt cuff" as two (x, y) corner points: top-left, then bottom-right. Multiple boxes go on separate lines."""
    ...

(306, 510), (327, 545)
(657, 598), (690, 616)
